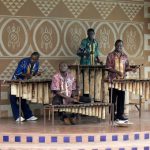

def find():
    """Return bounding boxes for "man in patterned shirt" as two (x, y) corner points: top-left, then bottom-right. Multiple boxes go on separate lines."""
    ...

(51, 62), (78, 125)
(106, 39), (137, 121)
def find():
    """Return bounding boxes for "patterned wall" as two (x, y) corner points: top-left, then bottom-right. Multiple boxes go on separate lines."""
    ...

(0, 0), (149, 117)
(144, 0), (150, 79)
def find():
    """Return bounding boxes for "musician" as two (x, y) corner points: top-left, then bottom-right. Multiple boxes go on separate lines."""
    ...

(77, 28), (102, 65)
(106, 39), (136, 121)
(10, 52), (40, 122)
(51, 63), (78, 125)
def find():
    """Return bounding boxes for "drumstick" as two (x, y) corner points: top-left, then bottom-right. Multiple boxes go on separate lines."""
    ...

(33, 67), (48, 77)
(130, 64), (144, 69)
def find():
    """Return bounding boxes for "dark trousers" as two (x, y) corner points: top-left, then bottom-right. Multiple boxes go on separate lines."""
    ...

(52, 95), (77, 120)
(109, 88), (125, 118)
(10, 95), (33, 120)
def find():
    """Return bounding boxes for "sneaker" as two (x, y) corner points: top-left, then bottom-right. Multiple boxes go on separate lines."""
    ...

(115, 119), (128, 124)
(27, 116), (38, 121)
(117, 115), (128, 121)
(16, 117), (25, 122)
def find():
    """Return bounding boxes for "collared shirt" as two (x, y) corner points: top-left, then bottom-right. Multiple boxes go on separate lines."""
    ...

(12, 57), (39, 80)
(78, 38), (100, 65)
(106, 50), (129, 81)
(51, 72), (76, 98)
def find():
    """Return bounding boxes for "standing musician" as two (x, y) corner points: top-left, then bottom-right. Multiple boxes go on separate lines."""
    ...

(77, 28), (102, 65)
(51, 63), (78, 125)
(77, 28), (103, 99)
(106, 39), (137, 121)
(10, 52), (41, 122)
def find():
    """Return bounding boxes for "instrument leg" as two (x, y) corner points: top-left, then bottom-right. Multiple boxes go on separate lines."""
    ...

(44, 106), (46, 126)
(110, 83), (114, 126)
(139, 95), (142, 118)
(108, 104), (112, 124)
(52, 106), (54, 126)
(111, 103), (114, 126)
(19, 81), (22, 124)
(48, 108), (51, 120)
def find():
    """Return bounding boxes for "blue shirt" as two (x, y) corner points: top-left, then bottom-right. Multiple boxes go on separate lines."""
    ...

(12, 57), (39, 80)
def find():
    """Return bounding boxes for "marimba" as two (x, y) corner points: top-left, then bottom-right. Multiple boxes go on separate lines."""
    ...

(44, 102), (113, 125)
(0, 79), (52, 123)
(68, 65), (106, 101)
(104, 78), (150, 118)
(9, 79), (52, 104)
(104, 79), (150, 100)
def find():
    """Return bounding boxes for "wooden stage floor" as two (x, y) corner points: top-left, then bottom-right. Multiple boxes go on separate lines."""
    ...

(0, 111), (150, 150)
(0, 111), (150, 134)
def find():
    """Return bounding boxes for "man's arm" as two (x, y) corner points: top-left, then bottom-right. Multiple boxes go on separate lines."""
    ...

(125, 59), (138, 72)
(95, 41), (103, 64)
(32, 62), (40, 76)
(53, 90), (77, 104)
(14, 59), (32, 79)
(77, 39), (90, 57)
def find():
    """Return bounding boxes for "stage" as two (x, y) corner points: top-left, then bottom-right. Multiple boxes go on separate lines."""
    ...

(0, 111), (150, 150)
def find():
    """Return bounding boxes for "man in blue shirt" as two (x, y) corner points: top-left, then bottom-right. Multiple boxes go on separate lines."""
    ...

(11, 52), (40, 122)
(77, 28), (102, 65)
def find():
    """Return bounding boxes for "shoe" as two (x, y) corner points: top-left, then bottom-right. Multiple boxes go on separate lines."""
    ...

(117, 115), (128, 121)
(16, 117), (25, 122)
(63, 118), (71, 125)
(115, 119), (128, 125)
(27, 116), (38, 121)
(70, 117), (77, 125)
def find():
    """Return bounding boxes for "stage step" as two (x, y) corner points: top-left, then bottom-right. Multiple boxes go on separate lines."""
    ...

(0, 140), (150, 150)
(1, 131), (150, 150)
(1, 132), (150, 144)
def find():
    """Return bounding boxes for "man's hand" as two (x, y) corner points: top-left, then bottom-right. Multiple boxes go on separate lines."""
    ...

(131, 68), (137, 73)
(96, 57), (103, 65)
(84, 51), (90, 57)
(131, 66), (139, 73)
(36, 72), (41, 76)
(126, 66), (138, 73)
(36, 67), (47, 76)
(116, 71), (123, 77)
(25, 73), (32, 79)
(65, 97), (78, 104)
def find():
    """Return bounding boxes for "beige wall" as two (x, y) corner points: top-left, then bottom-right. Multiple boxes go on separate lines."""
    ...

(0, 0), (149, 117)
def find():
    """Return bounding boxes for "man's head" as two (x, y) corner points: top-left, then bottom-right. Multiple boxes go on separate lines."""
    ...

(59, 62), (68, 73)
(87, 28), (95, 41)
(115, 39), (123, 53)
(30, 52), (40, 64)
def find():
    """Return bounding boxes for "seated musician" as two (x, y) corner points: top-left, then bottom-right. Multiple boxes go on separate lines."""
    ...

(77, 28), (102, 65)
(106, 39), (137, 121)
(10, 52), (41, 122)
(51, 62), (78, 125)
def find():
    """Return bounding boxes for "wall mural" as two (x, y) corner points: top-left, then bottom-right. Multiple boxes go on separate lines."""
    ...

(0, 19), (144, 58)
